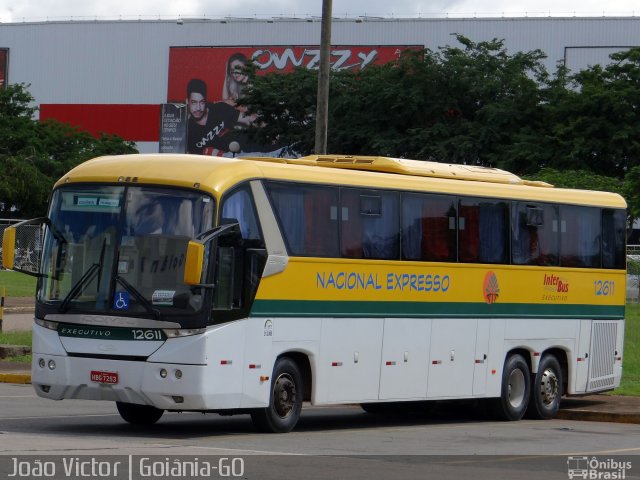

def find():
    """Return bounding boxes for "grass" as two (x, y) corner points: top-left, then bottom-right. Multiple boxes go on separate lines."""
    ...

(0, 330), (32, 363)
(4, 354), (31, 363)
(0, 270), (37, 297)
(616, 304), (640, 395)
(0, 330), (31, 346)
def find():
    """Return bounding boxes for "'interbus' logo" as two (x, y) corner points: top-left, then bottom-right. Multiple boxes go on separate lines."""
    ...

(483, 271), (500, 304)
(543, 273), (570, 293)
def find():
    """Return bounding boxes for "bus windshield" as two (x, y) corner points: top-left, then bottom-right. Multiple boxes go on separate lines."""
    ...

(38, 185), (215, 322)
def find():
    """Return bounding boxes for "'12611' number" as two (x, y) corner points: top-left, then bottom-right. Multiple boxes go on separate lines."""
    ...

(594, 280), (615, 296)
(132, 329), (163, 340)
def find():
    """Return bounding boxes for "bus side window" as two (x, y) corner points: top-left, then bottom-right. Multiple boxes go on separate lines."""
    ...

(511, 202), (559, 266)
(221, 187), (262, 244)
(402, 193), (456, 262)
(560, 205), (601, 268)
(459, 199), (509, 264)
(303, 187), (339, 257)
(265, 182), (339, 257)
(340, 188), (399, 260)
(602, 209), (626, 269)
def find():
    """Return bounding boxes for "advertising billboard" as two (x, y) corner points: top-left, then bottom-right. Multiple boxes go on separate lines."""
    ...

(167, 46), (419, 156)
(159, 103), (188, 154)
(0, 49), (8, 89)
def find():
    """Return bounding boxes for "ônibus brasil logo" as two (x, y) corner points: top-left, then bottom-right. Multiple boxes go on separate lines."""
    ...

(567, 456), (632, 479)
(483, 271), (499, 304)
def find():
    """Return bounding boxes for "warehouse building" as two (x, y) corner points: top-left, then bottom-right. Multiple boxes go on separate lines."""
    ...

(0, 16), (638, 153)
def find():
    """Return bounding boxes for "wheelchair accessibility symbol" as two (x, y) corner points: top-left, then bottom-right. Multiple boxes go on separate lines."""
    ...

(113, 291), (130, 311)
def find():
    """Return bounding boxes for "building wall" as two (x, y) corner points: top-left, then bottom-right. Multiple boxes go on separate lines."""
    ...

(0, 17), (638, 150)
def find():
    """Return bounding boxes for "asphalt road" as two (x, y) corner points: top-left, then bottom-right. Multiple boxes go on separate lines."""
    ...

(1, 383), (639, 480)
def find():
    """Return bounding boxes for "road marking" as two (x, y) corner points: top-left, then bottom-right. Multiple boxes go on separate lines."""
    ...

(187, 445), (306, 455)
(563, 447), (640, 455)
(0, 414), (118, 420)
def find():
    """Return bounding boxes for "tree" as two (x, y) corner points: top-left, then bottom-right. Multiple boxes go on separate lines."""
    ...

(242, 40), (640, 183)
(526, 167), (623, 194)
(548, 48), (640, 177)
(241, 35), (550, 168)
(0, 83), (137, 217)
(0, 83), (40, 157)
(403, 36), (547, 170)
(623, 165), (640, 226)
(240, 66), (319, 154)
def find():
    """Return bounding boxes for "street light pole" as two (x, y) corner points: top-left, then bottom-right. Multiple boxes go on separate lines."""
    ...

(314, 0), (332, 155)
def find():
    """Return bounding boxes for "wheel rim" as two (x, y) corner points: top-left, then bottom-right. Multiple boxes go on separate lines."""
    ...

(507, 368), (526, 408)
(540, 368), (559, 406)
(273, 372), (296, 418)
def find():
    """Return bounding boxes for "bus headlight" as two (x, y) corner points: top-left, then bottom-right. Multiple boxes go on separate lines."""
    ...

(38, 358), (45, 369)
(35, 318), (59, 331)
(160, 368), (168, 378)
(48, 360), (56, 370)
(163, 328), (206, 338)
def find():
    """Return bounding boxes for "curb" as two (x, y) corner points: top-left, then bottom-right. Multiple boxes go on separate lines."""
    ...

(0, 345), (32, 358)
(0, 373), (31, 384)
(3, 307), (35, 314)
(556, 410), (640, 425)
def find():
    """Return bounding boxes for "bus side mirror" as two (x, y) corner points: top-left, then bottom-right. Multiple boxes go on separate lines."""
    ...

(2, 226), (16, 270)
(183, 241), (204, 285)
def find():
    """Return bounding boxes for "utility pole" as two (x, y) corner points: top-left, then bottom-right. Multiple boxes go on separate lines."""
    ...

(314, 0), (332, 154)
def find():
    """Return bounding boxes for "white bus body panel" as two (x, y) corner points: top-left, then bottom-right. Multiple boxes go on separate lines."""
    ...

(31, 315), (624, 411)
(427, 319), (478, 398)
(378, 318), (430, 401)
(317, 318), (384, 404)
(473, 319), (492, 396)
(574, 320), (593, 393)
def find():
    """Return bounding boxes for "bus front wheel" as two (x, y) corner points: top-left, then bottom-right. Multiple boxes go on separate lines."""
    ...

(491, 354), (531, 421)
(527, 354), (563, 420)
(251, 357), (303, 433)
(116, 402), (164, 425)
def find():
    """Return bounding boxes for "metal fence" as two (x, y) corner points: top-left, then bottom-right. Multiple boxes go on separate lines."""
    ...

(627, 245), (640, 303)
(0, 218), (42, 273)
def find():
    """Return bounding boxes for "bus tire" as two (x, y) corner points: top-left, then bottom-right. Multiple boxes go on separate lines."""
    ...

(116, 402), (163, 425)
(491, 354), (531, 421)
(251, 357), (303, 433)
(527, 354), (563, 420)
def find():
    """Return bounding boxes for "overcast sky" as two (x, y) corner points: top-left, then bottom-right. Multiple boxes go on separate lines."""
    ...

(0, 0), (638, 22)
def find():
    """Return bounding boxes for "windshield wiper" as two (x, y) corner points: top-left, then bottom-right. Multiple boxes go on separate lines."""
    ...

(114, 275), (161, 320)
(58, 239), (106, 313)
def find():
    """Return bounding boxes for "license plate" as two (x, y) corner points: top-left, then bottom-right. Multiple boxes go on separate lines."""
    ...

(90, 370), (118, 384)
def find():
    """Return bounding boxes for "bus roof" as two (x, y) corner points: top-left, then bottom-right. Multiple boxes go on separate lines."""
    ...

(56, 153), (626, 209)
(242, 154), (553, 187)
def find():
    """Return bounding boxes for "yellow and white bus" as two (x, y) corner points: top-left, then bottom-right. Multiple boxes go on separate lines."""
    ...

(2, 154), (626, 432)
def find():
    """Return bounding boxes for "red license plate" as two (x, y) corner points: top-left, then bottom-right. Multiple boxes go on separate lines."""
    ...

(90, 370), (118, 384)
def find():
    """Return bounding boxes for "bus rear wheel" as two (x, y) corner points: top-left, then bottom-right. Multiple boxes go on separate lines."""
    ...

(527, 354), (563, 420)
(251, 357), (303, 433)
(116, 402), (164, 425)
(491, 354), (531, 421)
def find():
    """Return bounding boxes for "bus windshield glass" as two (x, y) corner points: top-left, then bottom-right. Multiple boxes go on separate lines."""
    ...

(38, 185), (215, 320)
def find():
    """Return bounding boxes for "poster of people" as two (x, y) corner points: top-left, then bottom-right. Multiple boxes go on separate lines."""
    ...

(0, 49), (8, 89)
(165, 46), (418, 157)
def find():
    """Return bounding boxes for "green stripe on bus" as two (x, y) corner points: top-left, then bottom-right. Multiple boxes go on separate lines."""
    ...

(251, 300), (624, 319)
